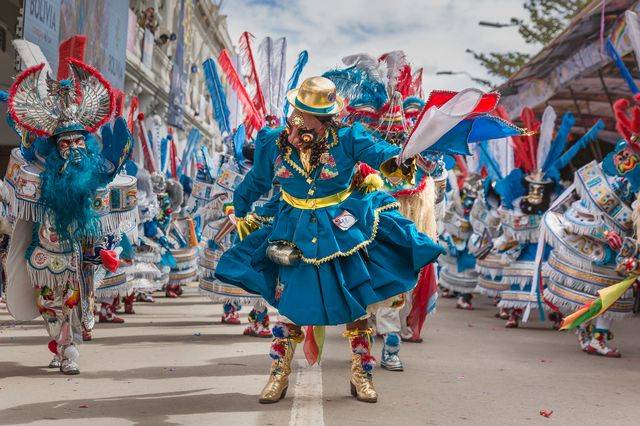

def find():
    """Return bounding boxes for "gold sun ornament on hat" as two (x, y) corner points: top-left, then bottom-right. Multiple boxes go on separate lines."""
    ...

(286, 76), (345, 116)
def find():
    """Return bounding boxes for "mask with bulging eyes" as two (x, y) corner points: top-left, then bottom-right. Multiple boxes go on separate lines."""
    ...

(57, 132), (86, 164)
(287, 112), (324, 149)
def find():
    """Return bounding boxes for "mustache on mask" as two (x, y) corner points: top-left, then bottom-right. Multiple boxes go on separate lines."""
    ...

(60, 148), (88, 173)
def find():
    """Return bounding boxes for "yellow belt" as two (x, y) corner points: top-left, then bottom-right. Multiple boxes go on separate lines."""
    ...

(281, 186), (353, 209)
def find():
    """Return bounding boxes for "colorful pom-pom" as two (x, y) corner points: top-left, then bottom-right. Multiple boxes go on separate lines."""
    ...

(384, 333), (400, 354)
(137, 112), (145, 121)
(360, 173), (384, 193)
(269, 342), (286, 360)
(272, 323), (290, 339)
(351, 336), (369, 355)
(361, 354), (376, 372)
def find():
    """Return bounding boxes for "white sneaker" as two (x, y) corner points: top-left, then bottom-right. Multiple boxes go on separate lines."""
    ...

(60, 345), (80, 374)
(585, 335), (621, 358)
(48, 355), (61, 369)
(60, 358), (80, 375)
(576, 327), (591, 351)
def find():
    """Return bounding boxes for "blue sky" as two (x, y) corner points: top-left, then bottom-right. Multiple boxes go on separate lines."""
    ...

(221, 0), (540, 92)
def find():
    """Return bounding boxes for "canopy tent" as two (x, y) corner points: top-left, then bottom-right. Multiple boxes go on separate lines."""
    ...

(498, 0), (640, 149)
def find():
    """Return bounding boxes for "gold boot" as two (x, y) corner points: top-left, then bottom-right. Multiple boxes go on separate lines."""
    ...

(346, 330), (378, 403)
(259, 332), (301, 403)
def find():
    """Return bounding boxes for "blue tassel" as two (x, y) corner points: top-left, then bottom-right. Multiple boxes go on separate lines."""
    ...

(0, 90), (8, 102)
(606, 39), (639, 94)
(202, 58), (231, 134)
(283, 50), (309, 118)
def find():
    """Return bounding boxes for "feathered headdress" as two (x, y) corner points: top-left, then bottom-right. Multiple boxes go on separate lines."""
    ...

(516, 105), (603, 183)
(602, 94), (640, 191)
(9, 58), (114, 137)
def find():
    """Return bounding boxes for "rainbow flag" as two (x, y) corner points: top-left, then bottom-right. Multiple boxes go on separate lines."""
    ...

(560, 276), (637, 330)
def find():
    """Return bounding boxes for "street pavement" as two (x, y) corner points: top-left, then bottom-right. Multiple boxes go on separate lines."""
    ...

(1, 285), (640, 426)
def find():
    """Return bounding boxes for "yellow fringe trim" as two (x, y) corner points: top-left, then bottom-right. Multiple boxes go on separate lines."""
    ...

(342, 328), (374, 339)
(272, 201), (399, 266)
(395, 176), (437, 238)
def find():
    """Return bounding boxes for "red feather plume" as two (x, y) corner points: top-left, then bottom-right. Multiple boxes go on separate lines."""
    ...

(613, 94), (640, 148)
(218, 49), (264, 137)
(508, 107), (539, 174)
(127, 96), (139, 134)
(409, 68), (424, 98)
(239, 32), (267, 117)
(113, 89), (125, 118)
(395, 64), (413, 98)
(57, 35), (87, 80)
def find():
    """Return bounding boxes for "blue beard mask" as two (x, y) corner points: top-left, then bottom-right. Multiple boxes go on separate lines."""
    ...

(40, 142), (109, 244)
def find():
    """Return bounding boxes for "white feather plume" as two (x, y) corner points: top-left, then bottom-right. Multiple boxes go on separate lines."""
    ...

(12, 39), (52, 98)
(342, 53), (384, 81)
(258, 36), (287, 116)
(380, 50), (407, 95)
(537, 105), (556, 171)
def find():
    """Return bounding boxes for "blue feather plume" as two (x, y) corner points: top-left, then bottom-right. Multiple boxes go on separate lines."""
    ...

(541, 112), (575, 172)
(200, 145), (216, 181)
(160, 135), (169, 173)
(606, 39), (639, 94)
(545, 120), (604, 182)
(203, 58), (231, 134)
(323, 66), (387, 110)
(178, 128), (202, 177)
(233, 125), (246, 165)
(283, 50), (309, 118)
(554, 120), (604, 171)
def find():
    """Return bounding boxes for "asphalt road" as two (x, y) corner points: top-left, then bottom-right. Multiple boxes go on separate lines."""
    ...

(1, 286), (640, 426)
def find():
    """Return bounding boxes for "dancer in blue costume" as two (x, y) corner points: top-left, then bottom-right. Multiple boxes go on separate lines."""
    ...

(215, 76), (443, 403)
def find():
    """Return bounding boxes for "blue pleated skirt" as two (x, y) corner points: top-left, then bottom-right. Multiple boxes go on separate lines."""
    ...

(215, 193), (443, 325)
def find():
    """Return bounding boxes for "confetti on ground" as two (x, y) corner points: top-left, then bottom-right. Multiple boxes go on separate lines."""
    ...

(79, 405), (89, 409)
(539, 409), (553, 418)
